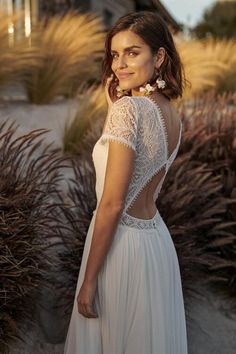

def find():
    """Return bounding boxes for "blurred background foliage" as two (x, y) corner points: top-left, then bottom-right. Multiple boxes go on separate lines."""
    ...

(63, 85), (107, 156)
(0, 11), (104, 104)
(0, 10), (235, 103)
(191, 1), (236, 39)
(178, 38), (236, 97)
(0, 12), (39, 90)
(21, 11), (104, 104)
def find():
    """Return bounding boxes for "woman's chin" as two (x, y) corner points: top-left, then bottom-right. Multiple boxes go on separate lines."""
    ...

(119, 84), (131, 91)
(119, 84), (138, 92)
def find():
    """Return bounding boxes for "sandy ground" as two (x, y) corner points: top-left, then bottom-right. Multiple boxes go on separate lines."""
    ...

(0, 92), (236, 354)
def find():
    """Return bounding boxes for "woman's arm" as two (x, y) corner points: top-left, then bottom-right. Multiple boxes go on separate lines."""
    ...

(83, 142), (135, 283)
(77, 141), (135, 318)
(77, 95), (138, 318)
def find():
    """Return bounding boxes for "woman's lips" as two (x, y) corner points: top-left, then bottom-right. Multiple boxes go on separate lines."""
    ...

(117, 73), (133, 80)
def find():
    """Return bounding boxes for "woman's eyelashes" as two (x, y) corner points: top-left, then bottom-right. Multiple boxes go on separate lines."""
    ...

(111, 51), (138, 59)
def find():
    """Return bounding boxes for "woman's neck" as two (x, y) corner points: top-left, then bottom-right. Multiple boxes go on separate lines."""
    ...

(131, 89), (165, 102)
(131, 88), (145, 96)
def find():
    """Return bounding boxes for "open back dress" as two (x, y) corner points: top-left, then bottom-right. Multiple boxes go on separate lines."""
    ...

(64, 95), (188, 354)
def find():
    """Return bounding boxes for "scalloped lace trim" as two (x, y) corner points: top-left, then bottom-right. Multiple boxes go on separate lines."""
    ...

(125, 163), (167, 212)
(100, 134), (136, 151)
(119, 208), (162, 230)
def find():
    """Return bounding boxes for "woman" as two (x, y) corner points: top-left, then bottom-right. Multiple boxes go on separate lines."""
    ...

(64, 11), (188, 354)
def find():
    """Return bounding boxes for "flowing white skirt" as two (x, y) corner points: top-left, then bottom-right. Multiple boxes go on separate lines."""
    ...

(64, 209), (188, 354)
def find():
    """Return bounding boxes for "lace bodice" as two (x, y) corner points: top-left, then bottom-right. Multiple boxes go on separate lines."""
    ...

(92, 95), (182, 229)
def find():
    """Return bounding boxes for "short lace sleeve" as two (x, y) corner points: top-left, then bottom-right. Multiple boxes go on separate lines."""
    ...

(100, 96), (139, 151)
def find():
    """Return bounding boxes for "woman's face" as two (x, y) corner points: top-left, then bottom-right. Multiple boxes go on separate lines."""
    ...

(110, 30), (164, 93)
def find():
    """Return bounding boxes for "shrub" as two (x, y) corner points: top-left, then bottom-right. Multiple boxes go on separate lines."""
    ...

(63, 85), (107, 156)
(0, 12), (38, 90)
(0, 121), (67, 352)
(178, 39), (236, 97)
(21, 11), (104, 104)
(52, 156), (97, 315)
(192, 1), (236, 39)
(160, 90), (236, 299)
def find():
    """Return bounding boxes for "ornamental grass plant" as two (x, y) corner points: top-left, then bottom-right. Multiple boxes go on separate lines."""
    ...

(178, 39), (236, 97)
(0, 12), (39, 90)
(160, 90), (236, 299)
(0, 121), (68, 353)
(21, 11), (104, 104)
(0, 12), (22, 88)
(53, 157), (97, 315)
(63, 84), (107, 156)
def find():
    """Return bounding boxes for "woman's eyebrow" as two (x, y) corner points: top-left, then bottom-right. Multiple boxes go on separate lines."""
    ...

(111, 45), (142, 53)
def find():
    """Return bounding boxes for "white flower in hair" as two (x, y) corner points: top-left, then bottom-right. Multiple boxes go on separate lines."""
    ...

(140, 83), (155, 94)
(146, 84), (156, 92)
(116, 85), (123, 97)
(116, 85), (129, 97)
(156, 78), (166, 89)
(139, 86), (146, 93)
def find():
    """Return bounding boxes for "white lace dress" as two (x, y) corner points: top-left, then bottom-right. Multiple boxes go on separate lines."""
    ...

(64, 96), (188, 354)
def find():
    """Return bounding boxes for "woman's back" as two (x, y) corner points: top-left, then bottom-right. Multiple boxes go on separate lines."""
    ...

(100, 95), (182, 221)
(127, 94), (182, 219)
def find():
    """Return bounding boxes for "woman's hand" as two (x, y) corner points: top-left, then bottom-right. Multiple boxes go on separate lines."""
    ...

(77, 279), (98, 318)
(105, 74), (117, 112)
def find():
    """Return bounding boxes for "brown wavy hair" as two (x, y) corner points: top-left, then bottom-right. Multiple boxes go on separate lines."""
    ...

(102, 11), (188, 100)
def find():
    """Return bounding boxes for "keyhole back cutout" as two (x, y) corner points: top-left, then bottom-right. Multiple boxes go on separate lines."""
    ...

(126, 96), (182, 220)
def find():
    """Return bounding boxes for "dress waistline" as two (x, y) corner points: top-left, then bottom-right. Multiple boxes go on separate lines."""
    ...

(92, 208), (162, 230)
(119, 209), (162, 230)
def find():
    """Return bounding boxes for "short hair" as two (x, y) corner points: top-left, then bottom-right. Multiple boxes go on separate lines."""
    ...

(102, 11), (187, 100)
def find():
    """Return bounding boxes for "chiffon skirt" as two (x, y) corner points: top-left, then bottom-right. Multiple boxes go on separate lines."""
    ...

(64, 209), (188, 354)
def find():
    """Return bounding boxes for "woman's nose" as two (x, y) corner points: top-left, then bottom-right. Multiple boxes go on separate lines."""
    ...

(117, 55), (127, 69)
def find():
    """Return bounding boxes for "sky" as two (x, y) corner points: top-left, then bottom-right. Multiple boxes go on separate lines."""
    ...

(160, 0), (216, 27)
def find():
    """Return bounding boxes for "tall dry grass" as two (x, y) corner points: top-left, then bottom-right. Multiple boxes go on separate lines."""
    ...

(164, 90), (236, 299)
(53, 157), (97, 315)
(21, 11), (104, 104)
(0, 11), (42, 95)
(178, 38), (236, 97)
(0, 12), (22, 88)
(0, 12), (26, 88)
(63, 84), (107, 155)
(0, 121), (69, 352)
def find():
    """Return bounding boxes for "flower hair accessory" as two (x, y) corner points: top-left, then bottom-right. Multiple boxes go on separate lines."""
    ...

(139, 72), (166, 95)
(115, 72), (166, 98)
(116, 85), (130, 98)
(156, 78), (166, 89)
(139, 83), (156, 95)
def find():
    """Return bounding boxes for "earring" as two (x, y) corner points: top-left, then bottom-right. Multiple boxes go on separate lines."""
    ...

(156, 77), (166, 89)
(116, 85), (129, 98)
(139, 69), (166, 95)
(139, 83), (156, 95)
(155, 68), (166, 89)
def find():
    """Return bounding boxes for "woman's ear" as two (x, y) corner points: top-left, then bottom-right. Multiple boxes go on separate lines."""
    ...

(155, 47), (165, 69)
